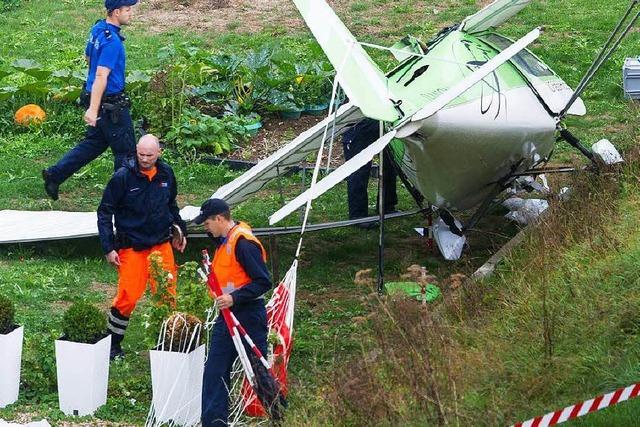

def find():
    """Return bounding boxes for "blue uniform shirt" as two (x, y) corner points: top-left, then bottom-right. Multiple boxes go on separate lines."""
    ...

(85, 20), (126, 95)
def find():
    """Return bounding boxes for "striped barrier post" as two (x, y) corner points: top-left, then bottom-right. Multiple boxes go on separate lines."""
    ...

(513, 382), (640, 427)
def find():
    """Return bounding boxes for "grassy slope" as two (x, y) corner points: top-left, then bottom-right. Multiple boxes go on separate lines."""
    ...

(0, 0), (639, 425)
(459, 167), (640, 426)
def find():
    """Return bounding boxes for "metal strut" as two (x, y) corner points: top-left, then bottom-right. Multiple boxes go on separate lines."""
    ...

(377, 121), (386, 295)
(558, 128), (597, 166)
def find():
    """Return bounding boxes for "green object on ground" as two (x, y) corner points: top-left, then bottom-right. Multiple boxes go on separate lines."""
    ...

(385, 282), (441, 303)
(279, 109), (303, 120)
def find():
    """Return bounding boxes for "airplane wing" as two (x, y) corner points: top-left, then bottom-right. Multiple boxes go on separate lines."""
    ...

(179, 103), (364, 222)
(0, 210), (98, 243)
(269, 130), (397, 225)
(460, 0), (533, 34)
(291, 0), (402, 122)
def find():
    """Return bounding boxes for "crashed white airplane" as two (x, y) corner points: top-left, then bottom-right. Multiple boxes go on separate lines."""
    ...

(1, 0), (634, 261)
(183, 0), (631, 259)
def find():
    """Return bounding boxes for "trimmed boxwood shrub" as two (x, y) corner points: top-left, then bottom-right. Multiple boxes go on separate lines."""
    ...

(62, 302), (107, 344)
(0, 294), (15, 334)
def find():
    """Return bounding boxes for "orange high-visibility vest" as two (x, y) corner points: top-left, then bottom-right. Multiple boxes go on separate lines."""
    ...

(212, 222), (267, 295)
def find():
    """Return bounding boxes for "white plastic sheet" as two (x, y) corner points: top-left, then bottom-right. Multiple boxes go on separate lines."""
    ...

(433, 217), (466, 261)
(592, 139), (624, 165)
(503, 198), (549, 225)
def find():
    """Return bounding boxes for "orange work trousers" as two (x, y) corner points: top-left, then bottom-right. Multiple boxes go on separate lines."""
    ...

(112, 241), (177, 317)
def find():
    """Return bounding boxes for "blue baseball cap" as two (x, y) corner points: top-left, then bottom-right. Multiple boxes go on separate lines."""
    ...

(105, 0), (138, 11)
(193, 199), (230, 225)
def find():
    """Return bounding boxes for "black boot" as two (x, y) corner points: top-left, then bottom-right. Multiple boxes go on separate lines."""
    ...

(108, 307), (129, 361)
(42, 169), (59, 201)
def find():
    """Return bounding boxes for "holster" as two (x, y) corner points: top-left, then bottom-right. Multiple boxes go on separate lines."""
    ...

(101, 102), (121, 124)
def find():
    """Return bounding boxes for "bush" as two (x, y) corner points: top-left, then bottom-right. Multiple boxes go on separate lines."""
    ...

(0, 294), (16, 334)
(62, 302), (107, 344)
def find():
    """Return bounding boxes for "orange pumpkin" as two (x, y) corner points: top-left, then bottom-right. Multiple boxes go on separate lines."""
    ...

(14, 104), (46, 126)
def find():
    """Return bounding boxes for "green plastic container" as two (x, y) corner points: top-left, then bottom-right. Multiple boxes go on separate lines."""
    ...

(304, 103), (329, 116)
(385, 282), (441, 303)
(279, 109), (302, 120)
(244, 121), (262, 137)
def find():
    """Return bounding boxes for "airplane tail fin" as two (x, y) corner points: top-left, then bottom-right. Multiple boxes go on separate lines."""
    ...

(291, 0), (401, 122)
(460, 0), (533, 34)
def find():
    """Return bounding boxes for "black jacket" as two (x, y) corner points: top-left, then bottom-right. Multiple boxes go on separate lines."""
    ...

(97, 156), (187, 254)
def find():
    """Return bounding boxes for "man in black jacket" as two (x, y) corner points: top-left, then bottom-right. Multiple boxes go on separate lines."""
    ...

(342, 118), (398, 227)
(97, 134), (187, 359)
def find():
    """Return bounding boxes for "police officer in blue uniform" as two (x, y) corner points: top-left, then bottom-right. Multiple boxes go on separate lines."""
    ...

(42, 0), (138, 200)
(342, 118), (398, 226)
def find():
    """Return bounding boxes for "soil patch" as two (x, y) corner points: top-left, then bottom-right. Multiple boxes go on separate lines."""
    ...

(228, 114), (345, 166)
(137, 0), (303, 35)
(136, 0), (445, 39)
(90, 281), (115, 310)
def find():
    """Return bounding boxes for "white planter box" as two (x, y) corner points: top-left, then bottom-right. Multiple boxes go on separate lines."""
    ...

(54, 335), (111, 416)
(0, 326), (23, 408)
(150, 344), (205, 427)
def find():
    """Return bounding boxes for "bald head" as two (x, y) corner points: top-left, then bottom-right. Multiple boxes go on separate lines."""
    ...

(138, 134), (161, 150)
(136, 134), (161, 170)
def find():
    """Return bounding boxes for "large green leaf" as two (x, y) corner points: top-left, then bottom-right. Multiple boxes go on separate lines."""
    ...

(126, 70), (151, 92)
(19, 81), (49, 96)
(11, 59), (51, 80)
(0, 70), (11, 81)
(0, 86), (18, 101)
(54, 86), (82, 102)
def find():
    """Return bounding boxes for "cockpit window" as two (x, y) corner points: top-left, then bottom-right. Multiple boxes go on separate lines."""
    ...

(482, 33), (555, 78)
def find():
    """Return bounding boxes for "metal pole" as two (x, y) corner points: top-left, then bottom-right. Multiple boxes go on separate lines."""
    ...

(377, 121), (385, 295)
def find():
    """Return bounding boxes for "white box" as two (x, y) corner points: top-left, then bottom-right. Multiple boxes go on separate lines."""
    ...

(149, 344), (205, 427)
(623, 57), (640, 99)
(0, 326), (23, 408)
(54, 335), (111, 416)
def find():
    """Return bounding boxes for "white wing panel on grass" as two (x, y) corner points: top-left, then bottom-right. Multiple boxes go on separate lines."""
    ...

(269, 130), (397, 225)
(291, 0), (401, 122)
(0, 210), (97, 244)
(180, 103), (365, 222)
(460, 0), (533, 34)
(411, 27), (542, 122)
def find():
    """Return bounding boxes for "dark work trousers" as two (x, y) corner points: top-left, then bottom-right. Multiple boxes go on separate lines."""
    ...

(343, 129), (398, 219)
(47, 106), (135, 184)
(202, 304), (268, 427)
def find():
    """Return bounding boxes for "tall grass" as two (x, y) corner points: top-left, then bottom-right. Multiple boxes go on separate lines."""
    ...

(315, 149), (640, 426)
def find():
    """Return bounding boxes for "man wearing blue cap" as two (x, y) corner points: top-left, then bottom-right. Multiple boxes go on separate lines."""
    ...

(194, 199), (273, 426)
(42, 0), (138, 200)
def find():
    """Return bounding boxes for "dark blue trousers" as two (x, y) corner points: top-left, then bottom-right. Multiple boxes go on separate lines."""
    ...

(202, 304), (268, 427)
(343, 119), (398, 219)
(47, 107), (135, 184)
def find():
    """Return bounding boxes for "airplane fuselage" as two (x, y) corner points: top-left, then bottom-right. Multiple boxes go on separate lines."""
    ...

(387, 29), (575, 211)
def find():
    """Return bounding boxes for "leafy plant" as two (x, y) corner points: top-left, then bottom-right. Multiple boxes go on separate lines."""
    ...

(0, 293), (16, 334)
(62, 302), (107, 344)
(142, 255), (211, 351)
(165, 107), (250, 155)
(140, 251), (174, 349)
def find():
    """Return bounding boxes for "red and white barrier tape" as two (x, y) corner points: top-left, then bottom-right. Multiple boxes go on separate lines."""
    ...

(513, 382), (640, 427)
